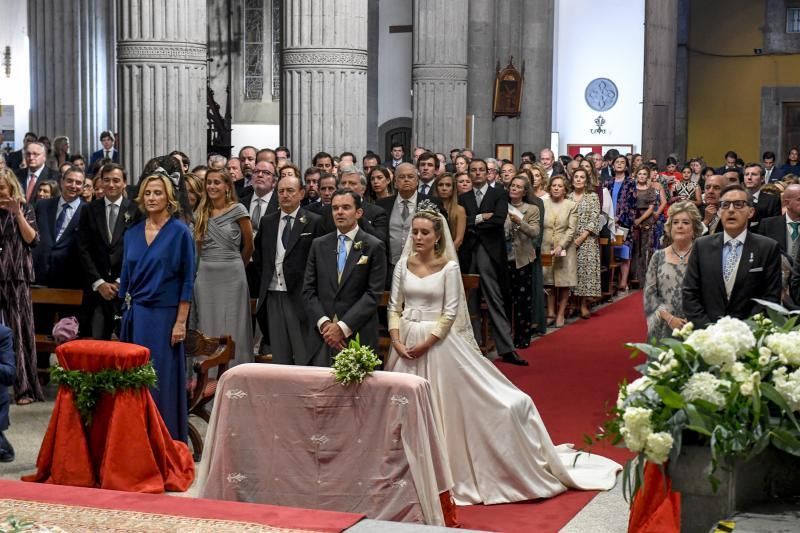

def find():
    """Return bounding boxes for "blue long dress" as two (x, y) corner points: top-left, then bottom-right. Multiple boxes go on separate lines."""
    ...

(119, 218), (195, 443)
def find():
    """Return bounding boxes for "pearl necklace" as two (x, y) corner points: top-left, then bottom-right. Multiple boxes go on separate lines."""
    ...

(670, 244), (691, 264)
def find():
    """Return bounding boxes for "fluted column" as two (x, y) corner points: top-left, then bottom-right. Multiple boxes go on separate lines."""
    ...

(411, 0), (468, 153)
(281, 0), (368, 169)
(466, 0), (495, 158)
(518, 0), (555, 156)
(117, 0), (207, 182)
(28, 0), (115, 157)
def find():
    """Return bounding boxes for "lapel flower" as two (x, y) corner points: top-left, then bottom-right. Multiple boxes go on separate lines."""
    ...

(123, 211), (131, 223)
(299, 215), (307, 224)
(353, 240), (363, 251)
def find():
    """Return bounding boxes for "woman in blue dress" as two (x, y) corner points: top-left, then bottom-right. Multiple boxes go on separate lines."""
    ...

(119, 173), (195, 443)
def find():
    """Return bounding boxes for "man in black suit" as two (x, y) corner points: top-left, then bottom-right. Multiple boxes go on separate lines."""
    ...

(743, 163), (781, 229)
(253, 175), (323, 365)
(376, 163), (443, 283)
(388, 142), (408, 170)
(0, 324), (14, 462)
(303, 190), (386, 366)
(460, 159), (527, 365)
(77, 163), (141, 339)
(15, 141), (59, 203)
(6, 131), (37, 172)
(416, 152), (438, 196)
(683, 184), (782, 329)
(318, 165), (388, 244)
(539, 148), (565, 180)
(763, 151), (785, 183)
(700, 175), (725, 235)
(239, 160), (279, 228)
(306, 172), (337, 216)
(301, 167), (322, 208)
(88, 131), (119, 170)
(715, 150), (739, 175)
(757, 185), (800, 260)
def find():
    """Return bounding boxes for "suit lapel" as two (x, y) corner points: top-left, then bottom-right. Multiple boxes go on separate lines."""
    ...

(706, 234), (726, 301)
(111, 198), (131, 244)
(264, 213), (279, 263)
(96, 201), (111, 245)
(47, 199), (59, 239)
(730, 235), (756, 302)
(284, 210), (306, 254)
(337, 230), (365, 293)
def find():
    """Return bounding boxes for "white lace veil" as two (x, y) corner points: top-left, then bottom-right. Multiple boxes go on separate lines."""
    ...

(398, 204), (481, 351)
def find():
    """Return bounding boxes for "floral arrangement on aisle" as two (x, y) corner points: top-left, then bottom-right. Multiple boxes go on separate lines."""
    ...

(331, 335), (382, 385)
(597, 302), (800, 500)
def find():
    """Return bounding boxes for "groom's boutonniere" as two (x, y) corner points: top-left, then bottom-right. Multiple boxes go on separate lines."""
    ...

(353, 240), (363, 251)
(299, 215), (307, 224)
(124, 212), (131, 223)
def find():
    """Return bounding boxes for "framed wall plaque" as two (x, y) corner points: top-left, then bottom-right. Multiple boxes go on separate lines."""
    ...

(495, 144), (514, 162)
(493, 58), (524, 119)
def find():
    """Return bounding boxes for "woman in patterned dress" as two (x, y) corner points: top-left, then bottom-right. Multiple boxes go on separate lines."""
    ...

(505, 174), (541, 347)
(568, 169), (601, 319)
(606, 155), (637, 290)
(0, 169), (41, 404)
(644, 201), (703, 341)
(632, 166), (664, 286)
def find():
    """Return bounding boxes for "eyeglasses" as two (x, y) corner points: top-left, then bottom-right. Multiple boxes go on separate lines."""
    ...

(487, 168), (498, 173)
(719, 200), (750, 210)
(253, 169), (274, 176)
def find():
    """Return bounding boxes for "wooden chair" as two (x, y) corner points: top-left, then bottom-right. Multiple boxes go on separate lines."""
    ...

(30, 287), (84, 355)
(184, 329), (234, 461)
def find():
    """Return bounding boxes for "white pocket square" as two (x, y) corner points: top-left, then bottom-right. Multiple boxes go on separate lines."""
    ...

(749, 267), (763, 273)
(357, 256), (369, 265)
(300, 232), (312, 236)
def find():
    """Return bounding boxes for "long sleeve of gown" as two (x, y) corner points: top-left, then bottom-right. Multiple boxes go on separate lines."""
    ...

(178, 225), (196, 302)
(387, 258), (405, 331)
(430, 263), (461, 339)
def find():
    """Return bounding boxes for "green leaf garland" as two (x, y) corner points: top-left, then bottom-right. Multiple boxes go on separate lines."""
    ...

(50, 362), (158, 424)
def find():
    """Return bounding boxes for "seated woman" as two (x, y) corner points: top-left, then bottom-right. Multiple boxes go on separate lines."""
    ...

(385, 207), (620, 505)
(644, 201), (703, 341)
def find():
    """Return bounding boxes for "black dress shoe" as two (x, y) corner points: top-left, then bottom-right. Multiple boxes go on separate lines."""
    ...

(0, 433), (14, 463)
(500, 352), (529, 366)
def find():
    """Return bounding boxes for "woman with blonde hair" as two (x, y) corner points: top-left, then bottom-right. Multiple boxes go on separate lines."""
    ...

(191, 168), (254, 367)
(529, 162), (549, 199)
(119, 173), (195, 442)
(46, 136), (71, 171)
(542, 176), (578, 327)
(433, 173), (466, 250)
(0, 169), (40, 404)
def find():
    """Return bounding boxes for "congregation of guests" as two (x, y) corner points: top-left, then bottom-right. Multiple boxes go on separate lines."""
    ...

(2, 131), (800, 457)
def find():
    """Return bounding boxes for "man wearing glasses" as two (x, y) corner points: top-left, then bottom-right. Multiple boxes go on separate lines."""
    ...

(683, 184), (781, 328)
(240, 160), (279, 235)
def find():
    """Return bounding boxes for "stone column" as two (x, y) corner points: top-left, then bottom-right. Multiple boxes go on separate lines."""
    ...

(281, 0), (368, 169)
(117, 0), (207, 182)
(411, 0), (468, 153)
(518, 0), (555, 158)
(467, 0), (495, 158)
(642, 0), (679, 163)
(28, 0), (116, 157)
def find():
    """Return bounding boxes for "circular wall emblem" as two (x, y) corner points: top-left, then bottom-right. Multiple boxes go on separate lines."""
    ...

(585, 78), (618, 112)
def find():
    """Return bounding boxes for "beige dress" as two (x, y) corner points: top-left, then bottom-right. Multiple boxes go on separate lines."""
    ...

(542, 197), (578, 287)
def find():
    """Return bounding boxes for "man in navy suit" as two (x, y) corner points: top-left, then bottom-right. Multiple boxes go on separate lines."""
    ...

(0, 324), (14, 462)
(14, 141), (59, 203)
(88, 131), (119, 170)
(763, 151), (785, 183)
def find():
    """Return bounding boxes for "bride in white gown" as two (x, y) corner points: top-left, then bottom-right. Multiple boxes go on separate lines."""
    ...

(385, 204), (621, 505)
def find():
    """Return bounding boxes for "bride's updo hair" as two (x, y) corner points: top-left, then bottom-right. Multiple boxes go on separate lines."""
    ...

(412, 210), (446, 257)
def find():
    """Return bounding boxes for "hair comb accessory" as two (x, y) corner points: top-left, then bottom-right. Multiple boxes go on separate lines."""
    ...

(416, 199), (441, 216)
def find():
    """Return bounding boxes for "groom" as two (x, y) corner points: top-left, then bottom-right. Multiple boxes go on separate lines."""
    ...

(303, 190), (387, 366)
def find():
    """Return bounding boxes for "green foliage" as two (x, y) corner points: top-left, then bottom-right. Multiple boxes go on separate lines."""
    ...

(51, 362), (157, 424)
(331, 335), (382, 386)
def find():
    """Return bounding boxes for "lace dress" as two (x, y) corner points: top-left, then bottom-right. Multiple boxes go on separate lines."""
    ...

(385, 258), (620, 505)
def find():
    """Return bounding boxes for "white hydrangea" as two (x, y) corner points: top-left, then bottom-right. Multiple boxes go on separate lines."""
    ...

(647, 350), (680, 379)
(644, 432), (674, 464)
(620, 407), (653, 452)
(673, 321), (694, 340)
(680, 372), (728, 408)
(764, 331), (800, 366)
(685, 317), (755, 367)
(616, 376), (653, 409)
(772, 367), (800, 411)
(727, 362), (750, 383)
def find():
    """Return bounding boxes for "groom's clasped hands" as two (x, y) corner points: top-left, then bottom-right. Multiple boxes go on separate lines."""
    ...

(320, 320), (347, 350)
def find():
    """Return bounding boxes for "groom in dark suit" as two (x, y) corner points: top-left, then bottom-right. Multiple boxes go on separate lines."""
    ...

(303, 190), (387, 366)
(683, 184), (782, 328)
(459, 159), (527, 365)
(253, 175), (323, 365)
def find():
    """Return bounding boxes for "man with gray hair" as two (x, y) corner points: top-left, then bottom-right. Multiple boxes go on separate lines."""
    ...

(539, 148), (565, 178)
(318, 164), (388, 244)
(485, 158), (499, 187)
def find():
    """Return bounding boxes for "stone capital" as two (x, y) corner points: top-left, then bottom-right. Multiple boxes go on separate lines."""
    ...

(282, 48), (368, 69)
(117, 41), (207, 65)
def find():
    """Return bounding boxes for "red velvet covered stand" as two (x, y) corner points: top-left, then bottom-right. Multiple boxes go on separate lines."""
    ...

(627, 462), (681, 533)
(23, 340), (195, 493)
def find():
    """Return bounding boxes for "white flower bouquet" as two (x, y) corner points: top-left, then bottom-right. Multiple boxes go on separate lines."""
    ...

(595, 300), (800, 501)
(331, 335), (382, 386)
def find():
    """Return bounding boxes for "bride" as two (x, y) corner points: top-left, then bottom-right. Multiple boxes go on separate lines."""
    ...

(385, 203), (621, 505)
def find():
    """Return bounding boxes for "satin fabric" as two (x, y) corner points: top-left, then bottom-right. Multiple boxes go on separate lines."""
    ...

(23, 340), (194, 493)
(386, 259), (621, 505)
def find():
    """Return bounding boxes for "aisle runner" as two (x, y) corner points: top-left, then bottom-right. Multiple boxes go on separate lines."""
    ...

(457, 293), (646, 533)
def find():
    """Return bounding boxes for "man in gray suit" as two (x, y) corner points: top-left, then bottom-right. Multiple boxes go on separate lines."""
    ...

(303, 190), (387, 366)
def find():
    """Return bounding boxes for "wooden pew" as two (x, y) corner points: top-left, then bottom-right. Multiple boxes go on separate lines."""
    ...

(31, 287), (84, 355)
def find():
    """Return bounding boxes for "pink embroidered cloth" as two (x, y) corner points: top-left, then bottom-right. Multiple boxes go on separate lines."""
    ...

(197, 364), (453, 525)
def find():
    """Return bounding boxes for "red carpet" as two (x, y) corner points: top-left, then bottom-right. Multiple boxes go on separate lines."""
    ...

(0, 479), (363, 532)
(457, 292), (646, 533)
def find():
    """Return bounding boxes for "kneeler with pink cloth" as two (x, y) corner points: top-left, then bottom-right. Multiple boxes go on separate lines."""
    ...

(197, 364), (457, 526)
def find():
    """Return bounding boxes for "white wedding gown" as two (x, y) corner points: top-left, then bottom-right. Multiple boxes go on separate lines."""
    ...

(385, 257), (621, 505)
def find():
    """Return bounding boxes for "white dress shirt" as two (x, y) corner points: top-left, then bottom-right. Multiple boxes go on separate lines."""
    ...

(268, 206), (301, 292)
(474, 183), (490, 224)
(92, 196), (124, 291)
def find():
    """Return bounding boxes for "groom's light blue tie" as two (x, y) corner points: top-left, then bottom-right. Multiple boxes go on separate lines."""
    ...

(337, 234), (348, 279)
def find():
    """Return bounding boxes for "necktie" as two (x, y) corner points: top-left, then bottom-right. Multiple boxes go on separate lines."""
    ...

(420, 184), (428, 195)
(475, 188), (483, 207)
(401, 200), (409, 221)
(105, 150), (110, 160)
(723, 240), (741, 282)
(337, 234), (348, 275)
(26, 174), (37, 201)
(107, 203), (118, 240)
(55, 204), (71, 241)
(281, 215), (292, 249)
(790, 221), (799, 241)
(252, 199), (263, 230)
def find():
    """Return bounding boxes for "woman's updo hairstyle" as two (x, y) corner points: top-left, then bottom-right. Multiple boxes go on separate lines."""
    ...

(412, 202), (445, 257)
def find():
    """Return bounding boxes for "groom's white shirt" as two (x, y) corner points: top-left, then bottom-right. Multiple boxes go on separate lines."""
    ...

(315, 224), (360, 338)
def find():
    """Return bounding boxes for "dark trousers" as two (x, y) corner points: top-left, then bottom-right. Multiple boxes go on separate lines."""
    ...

(468, 245), (514, 354)
(264, 291), (308, 365)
